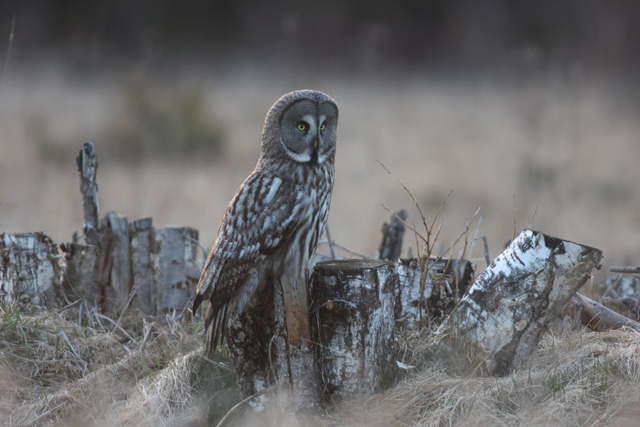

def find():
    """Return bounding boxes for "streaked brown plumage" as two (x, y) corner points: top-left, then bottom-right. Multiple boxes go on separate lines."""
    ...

(193, 90), (338, 356)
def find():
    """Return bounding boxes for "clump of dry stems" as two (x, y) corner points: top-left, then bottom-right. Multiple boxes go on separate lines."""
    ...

(0, 301), (237, 426)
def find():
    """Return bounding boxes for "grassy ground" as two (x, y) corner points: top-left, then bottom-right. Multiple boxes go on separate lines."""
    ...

(1, 301), (639, 426)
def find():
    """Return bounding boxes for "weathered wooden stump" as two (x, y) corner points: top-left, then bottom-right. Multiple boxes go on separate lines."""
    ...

(60, 142), (102, 306)
(155, 226), (201, 314)
(310, 259), (397, 403)
(396, 257), (474, 328)
(130, 217), (156, 314)
(377, 209), (407, 261)
(226, 272), (321, 412)
(60, 242), (100, 304)
(0, 232), (64, 308)
(442, 229), (603, 375)
(98, 211), (132, 314)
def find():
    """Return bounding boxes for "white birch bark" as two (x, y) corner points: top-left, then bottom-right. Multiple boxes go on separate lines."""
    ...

(0, 232), (63, 308)
(443, 230), (603, 375)
(311, 259), (397, 401)
(396, 257), (474, 328)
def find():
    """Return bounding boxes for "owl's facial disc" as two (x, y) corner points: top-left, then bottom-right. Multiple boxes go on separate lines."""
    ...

(280, 99), (337, 164)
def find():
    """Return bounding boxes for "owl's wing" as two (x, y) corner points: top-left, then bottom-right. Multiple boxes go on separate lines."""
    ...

(192, 171), (300, 356)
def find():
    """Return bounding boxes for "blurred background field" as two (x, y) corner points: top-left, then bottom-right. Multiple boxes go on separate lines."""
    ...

(1, 0), (640, 280)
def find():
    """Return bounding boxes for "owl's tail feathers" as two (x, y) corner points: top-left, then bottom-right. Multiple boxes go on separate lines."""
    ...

(204, 301), (230, 357)
(192, 293), (204, 313)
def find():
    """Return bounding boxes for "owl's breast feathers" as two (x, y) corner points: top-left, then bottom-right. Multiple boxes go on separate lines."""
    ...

(192, 162), (334, 354)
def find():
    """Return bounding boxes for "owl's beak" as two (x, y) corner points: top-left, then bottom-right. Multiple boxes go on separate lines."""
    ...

(313, 140), (318, 149)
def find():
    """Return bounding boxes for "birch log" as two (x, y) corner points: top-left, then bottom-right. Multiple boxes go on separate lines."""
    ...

(310, 259), (397, 402)
(442, 230), (603, 375)
(0, 232), (64, 308)
(396, 257), (474, 328)
(570, 293), (640, 331)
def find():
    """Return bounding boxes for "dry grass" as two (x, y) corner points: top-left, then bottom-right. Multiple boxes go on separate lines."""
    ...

(326, 329), (640, 427)
(2, 301), (639, 427)
(0, 303), (237, 426)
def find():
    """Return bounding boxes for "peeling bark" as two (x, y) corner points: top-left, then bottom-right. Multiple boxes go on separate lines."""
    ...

(443, 230), (603, 375)
(311, 259), (397, 402)
(396, 257), (474, 328)
(0, 232), (64, 308)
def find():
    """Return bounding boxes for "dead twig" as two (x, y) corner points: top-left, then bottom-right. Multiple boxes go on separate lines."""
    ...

(324, 225), (337, 260)
(58, 330), (88, 372)
(482, 235), (491, 266)
(94, 312), (136, 343)
(610, 266), (640, 274)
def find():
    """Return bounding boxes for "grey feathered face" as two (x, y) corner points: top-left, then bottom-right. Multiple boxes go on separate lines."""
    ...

(279, 98), (338, 164)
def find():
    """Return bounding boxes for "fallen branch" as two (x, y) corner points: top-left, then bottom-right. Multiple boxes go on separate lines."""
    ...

(571, 293), (640, 331)
(610, 266), (640, 274)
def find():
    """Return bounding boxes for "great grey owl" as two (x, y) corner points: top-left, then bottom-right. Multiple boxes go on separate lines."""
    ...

(193, 90), (338, 356)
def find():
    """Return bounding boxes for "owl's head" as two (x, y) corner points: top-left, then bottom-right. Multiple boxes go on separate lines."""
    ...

(261, 90), (338, 166)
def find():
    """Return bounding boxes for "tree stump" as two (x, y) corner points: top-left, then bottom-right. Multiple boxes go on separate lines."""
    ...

(154, 226), (200, 314)
(377, 209), (407, 261)
(226, 273), (321, 412)
(310, 259), (397, 403)
(98, 211), (132, 314)
(76, 142), (100, 247)
(396, 257), (475, 328)
(60, 242), (100, 304)
(60, 142), (102, 306)
(0, 232), (64, 308)
(443, 230), (603, 375)
(130, 217), (156, 315)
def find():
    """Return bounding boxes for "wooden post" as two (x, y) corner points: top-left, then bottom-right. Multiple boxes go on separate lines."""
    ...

(311, 259), (397, 402)
(396, 257), (474, 328)
(442, 230), (603, 375)
(0, 232), (64, 308)
(130, 218), (156, 315)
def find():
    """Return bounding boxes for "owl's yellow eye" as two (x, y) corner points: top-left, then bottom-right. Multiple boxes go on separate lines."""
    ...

(297, 123), (307, 131)
(320, 123), (325, 131)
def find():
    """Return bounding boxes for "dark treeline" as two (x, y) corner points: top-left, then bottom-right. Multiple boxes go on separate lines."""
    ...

(2, 0), (640, 73)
